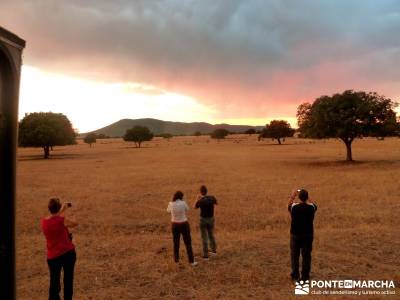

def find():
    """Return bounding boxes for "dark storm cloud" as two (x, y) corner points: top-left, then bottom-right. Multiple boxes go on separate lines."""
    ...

(1, 0), (400, 117)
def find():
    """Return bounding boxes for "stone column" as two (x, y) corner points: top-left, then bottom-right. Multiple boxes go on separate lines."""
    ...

(0, 26), (26, 300)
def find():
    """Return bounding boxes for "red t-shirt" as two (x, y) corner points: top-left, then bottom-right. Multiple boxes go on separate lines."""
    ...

(41, 215), (75, 259)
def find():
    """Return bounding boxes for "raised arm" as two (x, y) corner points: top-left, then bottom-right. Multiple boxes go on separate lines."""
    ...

(307, 198), (317, 211)
(288, 190), (298, 212)
(57, 203), (68, 217)
(194, 195), (202, 209)
(60, 203), (78, 228)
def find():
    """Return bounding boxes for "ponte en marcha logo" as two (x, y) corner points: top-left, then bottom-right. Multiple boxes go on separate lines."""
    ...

(294, 279), (396, 296)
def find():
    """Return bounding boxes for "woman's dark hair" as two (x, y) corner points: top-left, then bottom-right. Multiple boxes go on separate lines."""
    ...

(172, 191), (184, 202)
(298, 189), (309, 202)
(200, 185), (208, 195)
(48, 198), (61, 214)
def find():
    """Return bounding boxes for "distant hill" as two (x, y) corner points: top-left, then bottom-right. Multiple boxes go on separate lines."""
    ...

(81, 118), (264, 137)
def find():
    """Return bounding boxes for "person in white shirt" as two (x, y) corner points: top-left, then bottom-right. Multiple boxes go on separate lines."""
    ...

(167, 191), (197, 266)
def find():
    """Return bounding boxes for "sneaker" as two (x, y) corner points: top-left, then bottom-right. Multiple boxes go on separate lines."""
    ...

(209, 251), (217, 256)
(202, 256), (209, 260)
(191, 262), (198, 267)
(300, 277), (310, 282)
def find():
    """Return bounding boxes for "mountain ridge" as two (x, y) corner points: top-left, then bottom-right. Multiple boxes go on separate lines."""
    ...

(81, 118), (265, 137)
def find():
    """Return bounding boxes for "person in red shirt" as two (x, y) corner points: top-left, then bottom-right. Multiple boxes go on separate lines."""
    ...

(41, 198), (78, 300)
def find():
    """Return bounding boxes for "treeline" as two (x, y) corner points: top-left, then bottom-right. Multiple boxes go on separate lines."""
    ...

(18, 90), (400, 160)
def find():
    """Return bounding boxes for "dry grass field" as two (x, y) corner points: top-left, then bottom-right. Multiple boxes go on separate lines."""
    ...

(16, 135), (400, 299)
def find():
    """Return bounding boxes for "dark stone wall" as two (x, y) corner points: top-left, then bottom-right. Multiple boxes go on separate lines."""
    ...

(0, 27), (25, 300)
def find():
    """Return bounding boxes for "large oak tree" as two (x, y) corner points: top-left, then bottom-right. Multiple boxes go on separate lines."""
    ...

(19, 112), (76, 158)
(297, 90), (399, 161)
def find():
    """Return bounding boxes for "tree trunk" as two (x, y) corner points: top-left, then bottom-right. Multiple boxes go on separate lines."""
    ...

(345, 142), (352, 161)
(342, 139), (353, 161)
(43, 145), (50, 159)
(138, 142), (141, 148)
(277, 138), (281, 145)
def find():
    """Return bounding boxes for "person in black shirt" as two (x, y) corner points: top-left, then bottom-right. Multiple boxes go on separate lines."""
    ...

(288, 189), (317, 281)
(195, 185), (217, 259)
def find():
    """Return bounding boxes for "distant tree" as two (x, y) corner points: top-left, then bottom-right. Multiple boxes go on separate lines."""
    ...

(194, 131), (202, 136)
(210, 128), (229, 140)
(160, 133), (173, 141)
(369, 115), (400, 140)
(19, 112), (76, 159)
(397, 116), (400, 137)
(245, 128), (256, 135)
(259, 120), (295, 144)
(123, 125), (154, 148)
(84, 133), (97, 147)
(96, 133), (110, 139)
(297, 90), (399, 161)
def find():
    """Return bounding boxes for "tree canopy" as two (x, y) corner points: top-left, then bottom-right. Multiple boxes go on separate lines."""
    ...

(123, 125), (154, 148)
(297, 90), (399, 161)
(210, 128), (229, 140)
(84, 133), (97, 147)
(19, 112), (76, 158)
(259, 120), (295, 144)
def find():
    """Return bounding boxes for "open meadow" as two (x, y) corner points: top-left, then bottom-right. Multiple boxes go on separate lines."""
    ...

(16, 135), (400, 299)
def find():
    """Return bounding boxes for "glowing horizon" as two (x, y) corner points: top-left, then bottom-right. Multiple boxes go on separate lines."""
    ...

(19, 66), (298, 133)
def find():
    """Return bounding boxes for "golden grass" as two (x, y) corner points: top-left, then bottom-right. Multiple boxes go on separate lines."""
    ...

(16, 136), (400, 299)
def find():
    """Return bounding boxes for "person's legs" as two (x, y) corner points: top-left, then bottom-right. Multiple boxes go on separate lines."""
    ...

(290, 235), (300, 280)
(182, 222), (194, 263)
(301, 236), (313, 281)
(172, 223), (181, 262)
(207, 218), (217, 253)
(62, 250), (76, 300)
(199, 218), (209, 258)
(47, 257), (62, 300)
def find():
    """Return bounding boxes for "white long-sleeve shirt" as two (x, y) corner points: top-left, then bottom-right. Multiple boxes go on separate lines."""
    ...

(167, 200), (189, 223)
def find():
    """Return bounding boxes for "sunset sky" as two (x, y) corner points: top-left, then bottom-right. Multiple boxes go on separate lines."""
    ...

(1, 0), (400, 132)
